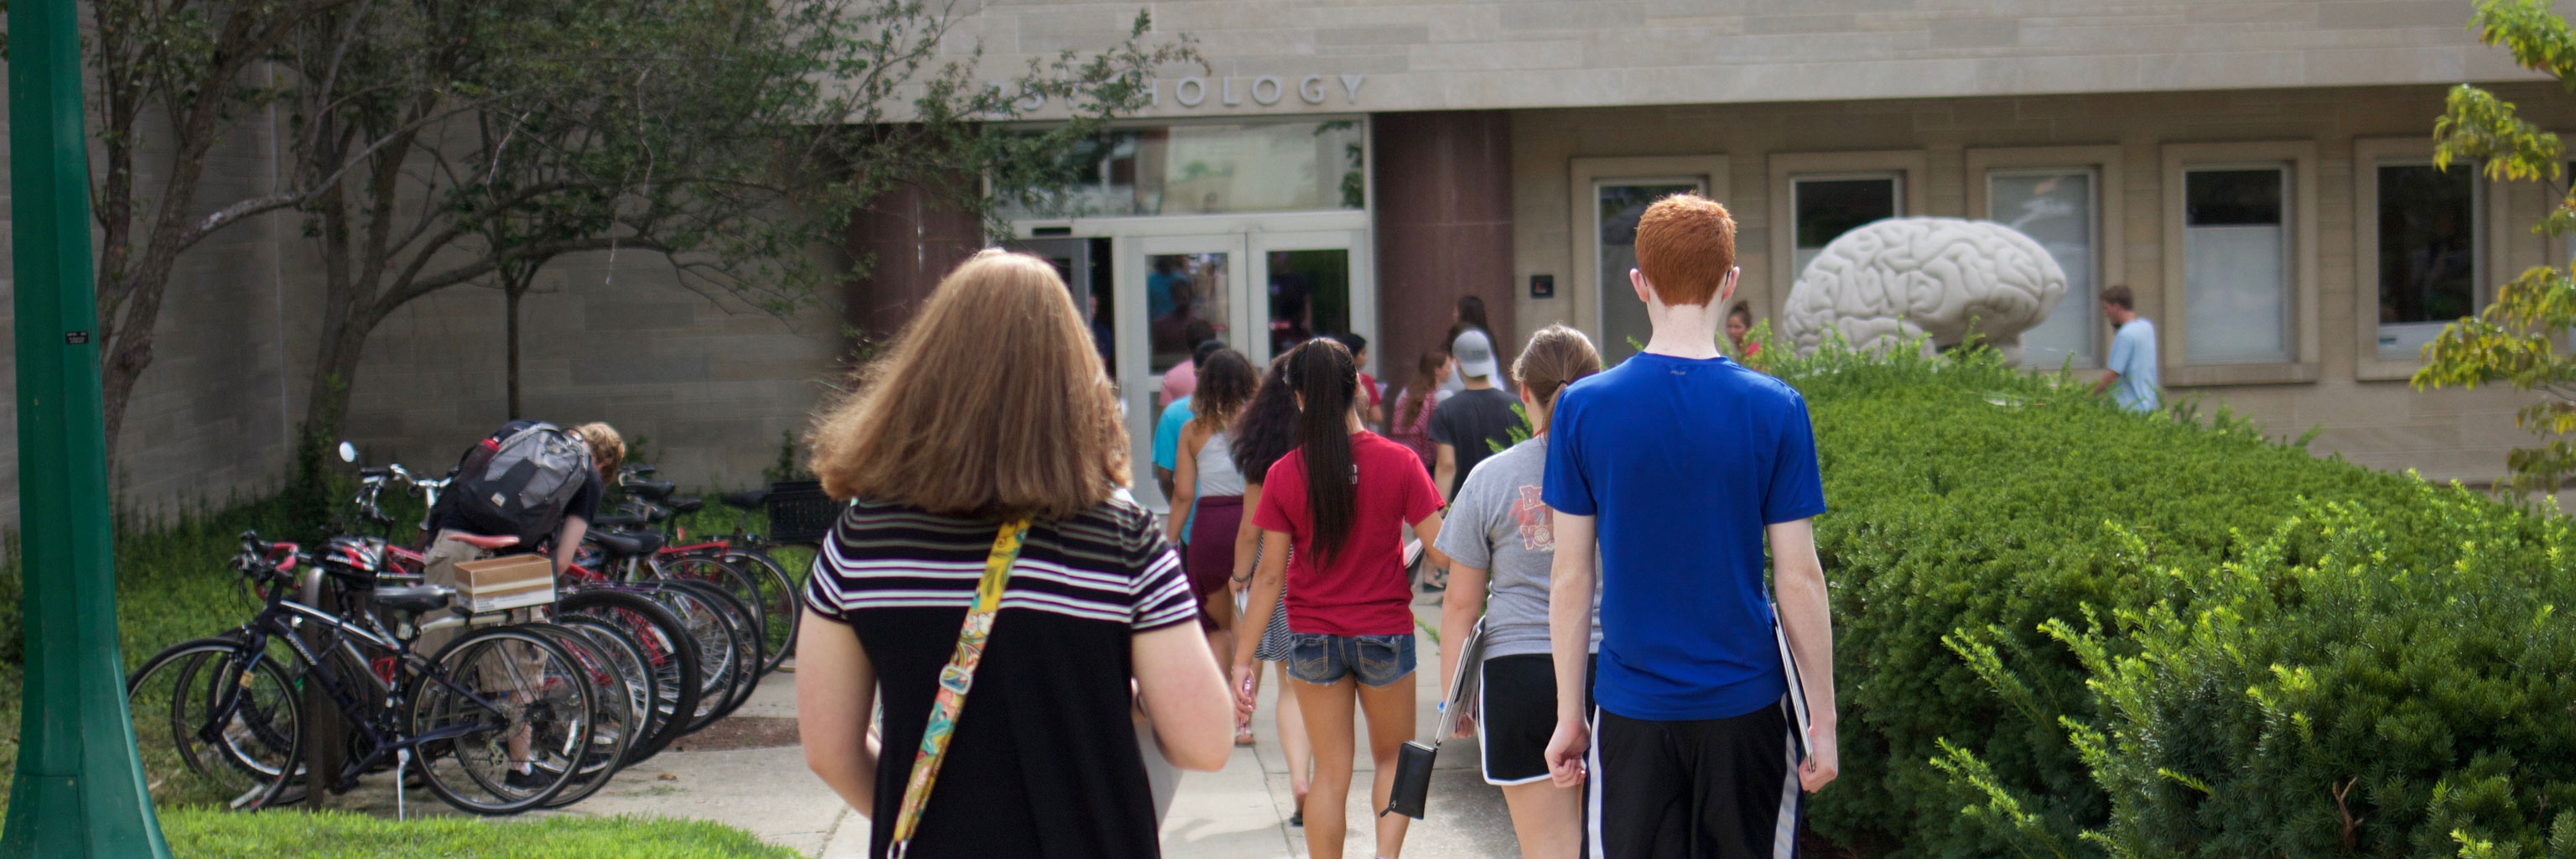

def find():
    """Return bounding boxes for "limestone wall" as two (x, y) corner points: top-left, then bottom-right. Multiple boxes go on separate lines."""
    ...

(1508, 82), (2571, 486)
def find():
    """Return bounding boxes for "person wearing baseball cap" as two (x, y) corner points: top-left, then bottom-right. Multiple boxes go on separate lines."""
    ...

(1430, 328), (1528, 505)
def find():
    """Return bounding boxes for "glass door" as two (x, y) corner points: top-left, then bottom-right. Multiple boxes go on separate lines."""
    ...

(1119, 233), (1247, 512)
(1247, 230), (1375, 371)
(1007, 237), (1117, 375)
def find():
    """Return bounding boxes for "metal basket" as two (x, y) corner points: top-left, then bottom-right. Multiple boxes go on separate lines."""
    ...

(762, 480), (839, 544)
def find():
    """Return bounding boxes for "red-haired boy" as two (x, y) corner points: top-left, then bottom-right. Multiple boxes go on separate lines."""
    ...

(1540, 194), (1841, 858)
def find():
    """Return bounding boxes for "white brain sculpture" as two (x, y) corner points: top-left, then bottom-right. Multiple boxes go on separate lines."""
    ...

(1778, 217), (2066, 365)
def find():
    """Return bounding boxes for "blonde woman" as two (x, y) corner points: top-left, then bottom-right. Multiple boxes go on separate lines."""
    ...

(797, 249), (1233, 858)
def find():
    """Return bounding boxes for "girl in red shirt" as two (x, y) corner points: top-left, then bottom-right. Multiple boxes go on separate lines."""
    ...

(1233, 337), (1449, 859)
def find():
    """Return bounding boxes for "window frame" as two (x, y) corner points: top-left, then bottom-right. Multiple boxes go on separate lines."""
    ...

(1966, 145), (2127, 371)
(1767, 150), (1929, 304)
(1568, 155), (1731, 350)
(2160, 140), (2321, 387)
(2352, 136), (2501, 381)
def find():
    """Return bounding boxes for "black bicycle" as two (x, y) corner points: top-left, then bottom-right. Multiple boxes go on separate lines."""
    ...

(126, 532), (600, 815)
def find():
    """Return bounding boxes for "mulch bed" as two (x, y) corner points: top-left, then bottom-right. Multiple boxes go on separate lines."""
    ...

(665, 716), (801, 752)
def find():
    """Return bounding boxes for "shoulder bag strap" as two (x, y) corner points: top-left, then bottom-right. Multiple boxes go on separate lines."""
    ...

(886, 518), (1031, 859)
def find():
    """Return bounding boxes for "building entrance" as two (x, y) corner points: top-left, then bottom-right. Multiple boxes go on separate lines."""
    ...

(1013, 212), (1374, 512)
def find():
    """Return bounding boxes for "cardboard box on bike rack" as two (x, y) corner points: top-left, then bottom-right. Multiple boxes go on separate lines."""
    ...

(451, 554), (557, 613)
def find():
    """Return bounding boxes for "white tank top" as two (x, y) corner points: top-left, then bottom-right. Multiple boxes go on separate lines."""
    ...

(1194, 429), (1245, 497)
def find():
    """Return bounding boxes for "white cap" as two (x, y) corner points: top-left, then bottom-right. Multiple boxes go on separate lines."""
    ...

(1452, 329), (1500, 379)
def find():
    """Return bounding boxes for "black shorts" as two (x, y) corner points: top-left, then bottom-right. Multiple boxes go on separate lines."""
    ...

(1477, 653), (1597, 784)
(1587, 699), (1802, 859)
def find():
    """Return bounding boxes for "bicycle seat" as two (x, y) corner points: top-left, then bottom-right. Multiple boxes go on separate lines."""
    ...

(721, 490), (768, 511)
(590, 513), (647, 528)
(670, 497), (705, 515)
(626, 479), (677, 501)
(449, 533), (522, 550)
(371, 585), (454, 614)
(591, 529), (665, 558)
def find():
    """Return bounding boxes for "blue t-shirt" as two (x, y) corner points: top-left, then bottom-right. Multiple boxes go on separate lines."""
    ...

(2106, 318), (2160, 414)
(1540, 353), (1827, 721)
(1151, 398), (1197, 536)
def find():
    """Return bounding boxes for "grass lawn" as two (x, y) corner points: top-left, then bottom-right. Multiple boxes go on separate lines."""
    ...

(161, 807), (803, 858)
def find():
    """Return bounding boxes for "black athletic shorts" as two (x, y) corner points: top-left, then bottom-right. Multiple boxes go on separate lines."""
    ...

(1587, 698), (1802, 859)
(1478, 653), (1597, 784)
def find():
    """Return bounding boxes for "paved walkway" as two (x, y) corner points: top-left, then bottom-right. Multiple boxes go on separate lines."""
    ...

(384, 586), (1521, 857)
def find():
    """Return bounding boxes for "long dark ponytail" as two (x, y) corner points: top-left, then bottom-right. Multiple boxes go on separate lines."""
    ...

(1285, 338), (1360, 563)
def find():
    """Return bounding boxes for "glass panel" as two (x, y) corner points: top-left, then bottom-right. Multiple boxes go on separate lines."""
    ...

(1265, 249), (1351, 357)
(2183, 168), (2289, 364)
(1148, 252), (1228, 374)
(1000, 121), (1367, 219)
(2376, 164), (2478, 360)
(1989, 170), (2097, 368)
(1793, 177), (1898, 276)
(1599, 182), (1703, 364)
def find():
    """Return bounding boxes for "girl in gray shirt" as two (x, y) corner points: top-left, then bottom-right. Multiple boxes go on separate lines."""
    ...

(1433, 325), (1605, 859)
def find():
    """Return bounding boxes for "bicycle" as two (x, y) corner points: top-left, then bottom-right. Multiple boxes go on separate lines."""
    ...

(127, 532), (600, 815)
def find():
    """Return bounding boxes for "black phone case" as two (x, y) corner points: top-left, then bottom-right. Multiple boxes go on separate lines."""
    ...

(1385, 740), (1438, 820)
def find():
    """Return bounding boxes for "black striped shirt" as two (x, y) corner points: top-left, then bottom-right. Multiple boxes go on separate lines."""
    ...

(802, 496), (1192, 859)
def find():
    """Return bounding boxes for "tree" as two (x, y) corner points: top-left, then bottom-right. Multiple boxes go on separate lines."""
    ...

(2421, 0), (2576, 496)
(83, 0), (356, 456)
(276, 0), (1192, 444)
(78, 0), (1193, 451)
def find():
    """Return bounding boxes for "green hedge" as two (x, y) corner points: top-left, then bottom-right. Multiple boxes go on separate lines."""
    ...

(160, 808), (801, 857)
(1779, 343), (2574, 859)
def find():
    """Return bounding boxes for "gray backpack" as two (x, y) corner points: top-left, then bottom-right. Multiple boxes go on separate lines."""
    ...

(449, 420), (592, 545)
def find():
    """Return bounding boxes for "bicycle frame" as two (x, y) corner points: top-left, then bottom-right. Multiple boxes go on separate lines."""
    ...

(205, 569), (518, 794)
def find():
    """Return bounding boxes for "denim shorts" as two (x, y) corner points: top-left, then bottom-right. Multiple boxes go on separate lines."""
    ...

(1286, 633), (1416, 687)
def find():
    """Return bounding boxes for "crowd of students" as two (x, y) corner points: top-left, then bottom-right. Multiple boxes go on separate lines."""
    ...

(793, 192), (1841, 859)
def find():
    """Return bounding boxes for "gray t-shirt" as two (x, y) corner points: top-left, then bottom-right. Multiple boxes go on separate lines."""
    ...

(1433, 436), (1602, 660)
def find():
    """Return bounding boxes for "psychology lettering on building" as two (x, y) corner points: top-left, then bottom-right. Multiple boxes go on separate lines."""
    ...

(995, 73), (1366, 112)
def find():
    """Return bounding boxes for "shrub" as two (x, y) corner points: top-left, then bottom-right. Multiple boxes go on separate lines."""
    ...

(1940, 494), (2576, 859)
(1772, 342), (2542, 859)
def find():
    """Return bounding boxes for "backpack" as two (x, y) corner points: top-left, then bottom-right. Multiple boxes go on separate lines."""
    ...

(449, 420), (593, 545)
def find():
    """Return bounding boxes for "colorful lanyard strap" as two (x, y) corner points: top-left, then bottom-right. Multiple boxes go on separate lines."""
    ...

(887, 518), (1030, 859)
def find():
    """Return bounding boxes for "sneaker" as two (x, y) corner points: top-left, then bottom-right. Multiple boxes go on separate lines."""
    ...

(503, 766), (553, 791)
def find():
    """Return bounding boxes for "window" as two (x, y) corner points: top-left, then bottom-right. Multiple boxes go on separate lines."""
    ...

(1597, 180), (1705, 363)
(2182, 167), (2292, 365)
(1987, 169), (2099, 368)
(2374, 163), (2480, 361)
(1791, 174), (1901, 277)
(1000, 120), (1367, 220)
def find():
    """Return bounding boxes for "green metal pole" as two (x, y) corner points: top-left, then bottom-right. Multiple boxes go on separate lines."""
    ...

(2, 0), (176, 853)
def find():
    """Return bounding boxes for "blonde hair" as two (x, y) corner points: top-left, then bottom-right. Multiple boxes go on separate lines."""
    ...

(1511, 325), (1602, 431)
(806, 249), (1130, 521)
(571, 423), (625, 476)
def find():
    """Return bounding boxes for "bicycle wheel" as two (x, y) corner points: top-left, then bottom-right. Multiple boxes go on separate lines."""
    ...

(551, 612), (662, 764)
(520, 622), (635, 808)
(557, 589), (700, 763)
(651, 554), (768, 668)
(640, 581), (751, 735)
(127, 636), (303, 811)
(723, 549), (802, 674)
(408, 625), (595, 815)
(661, 580), (762, 723)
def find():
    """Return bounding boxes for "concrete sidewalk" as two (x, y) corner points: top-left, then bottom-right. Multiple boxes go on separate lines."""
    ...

(552, 584), (1520, 858)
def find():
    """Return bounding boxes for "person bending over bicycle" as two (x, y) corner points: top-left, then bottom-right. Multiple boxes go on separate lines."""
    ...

(420, 419), (623, 784)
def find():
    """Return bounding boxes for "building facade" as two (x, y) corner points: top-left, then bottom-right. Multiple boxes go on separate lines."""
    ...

(834, 0), (2570, 510)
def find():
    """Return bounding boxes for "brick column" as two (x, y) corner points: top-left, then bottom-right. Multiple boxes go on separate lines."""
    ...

(843, 180), (982, 344)
(1372, 110), (1514, 378)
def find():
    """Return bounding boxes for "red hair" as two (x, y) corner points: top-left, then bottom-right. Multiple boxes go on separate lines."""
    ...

(1633, 194), (1737, 307)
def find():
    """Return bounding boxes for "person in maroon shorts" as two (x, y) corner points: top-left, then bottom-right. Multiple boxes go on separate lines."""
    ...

(1167, 349), (1262, 688)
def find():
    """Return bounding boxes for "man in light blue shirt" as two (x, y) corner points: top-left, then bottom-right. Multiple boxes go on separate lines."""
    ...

(2093, 284), (2159, 413)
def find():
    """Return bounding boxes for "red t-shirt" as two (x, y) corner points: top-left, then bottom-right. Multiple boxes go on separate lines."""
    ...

(1253, 431), (1444, 636)
(1358, 372), (1384, 408)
